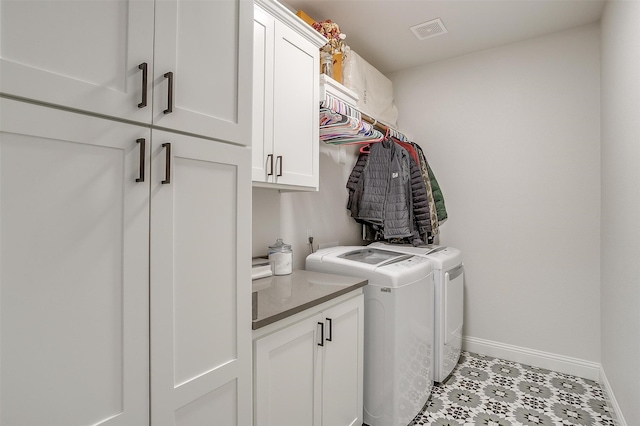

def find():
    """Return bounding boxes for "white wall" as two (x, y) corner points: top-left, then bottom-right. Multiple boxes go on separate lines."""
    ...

(600, 1), (640, 424)
(389, 25), (601, 363)
(252, 143), (363, 268)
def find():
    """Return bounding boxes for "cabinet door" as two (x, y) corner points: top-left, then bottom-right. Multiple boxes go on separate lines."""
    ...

(0, 0), (154, 124)
(0, 99), (150, 425)
(153, 0), (252, 145)
(272, 20), (319, 189)
(254, 314), (323, 426)
(150, 131), (252, 424)
(322, 295), (364, 426)
(252, 6), (275, 183)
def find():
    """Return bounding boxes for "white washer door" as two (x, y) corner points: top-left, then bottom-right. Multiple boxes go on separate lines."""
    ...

(443, 264), (464, 377)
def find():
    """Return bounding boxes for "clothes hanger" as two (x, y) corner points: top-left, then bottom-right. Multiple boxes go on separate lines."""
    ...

(358, 127), (392, 153)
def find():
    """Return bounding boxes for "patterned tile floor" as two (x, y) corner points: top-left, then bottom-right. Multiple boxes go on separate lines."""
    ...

(411, 352), (616, 426)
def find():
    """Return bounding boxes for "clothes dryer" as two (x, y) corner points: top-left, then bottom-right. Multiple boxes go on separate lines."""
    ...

(306, 247), (434, 426)
(369, 242), (464, 383)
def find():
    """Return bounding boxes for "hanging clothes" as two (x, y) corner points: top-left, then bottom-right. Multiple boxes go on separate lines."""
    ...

(346, 139), (429, 245)
(346, 139), (447, 245)
(417, 145), (448, 224)
(411, 143), (439, 240)
(393, 139), (431, 241)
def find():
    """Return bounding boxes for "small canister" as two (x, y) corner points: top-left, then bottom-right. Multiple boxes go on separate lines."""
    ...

(268, 238), (293, 275)
(320, 51), (333, 78)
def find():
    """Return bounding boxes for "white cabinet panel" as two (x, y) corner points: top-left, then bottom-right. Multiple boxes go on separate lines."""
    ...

(253, 292), (364, 426)
(322, 296), (364, 426)
(150, 130), (252, 424)
(252, 1), (324, 190)
(0, 0), (252, 144)
(252, 7), (275, 182)
(0, 100), (253, 425)
(0, 99), (150, 425)
(1, 0), (253, 422)
(254, 313), (323, 426)
(153, 0), (253, 144)
(174, 380), (239, 426)
(0, 0), (154, 123)
(272, 22), (319, 188)
(172, 154), (238, 384)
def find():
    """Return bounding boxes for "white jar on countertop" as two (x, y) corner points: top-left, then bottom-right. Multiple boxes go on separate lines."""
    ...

(268, 238), (292, 275)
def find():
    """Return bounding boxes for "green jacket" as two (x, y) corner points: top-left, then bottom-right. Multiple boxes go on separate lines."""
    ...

(426, 160), (447, 224)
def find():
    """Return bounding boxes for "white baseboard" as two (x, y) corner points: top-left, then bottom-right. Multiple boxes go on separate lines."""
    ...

(599, 366), (627, 426)
(462, 336), (600, 381)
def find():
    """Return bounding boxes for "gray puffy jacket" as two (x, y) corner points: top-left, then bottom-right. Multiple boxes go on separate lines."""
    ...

(347, 140), (428, 242)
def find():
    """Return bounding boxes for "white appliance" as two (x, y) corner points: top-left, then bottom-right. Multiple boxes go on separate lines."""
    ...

(306, 246), (434, 426)
(369, 242), (464, 383)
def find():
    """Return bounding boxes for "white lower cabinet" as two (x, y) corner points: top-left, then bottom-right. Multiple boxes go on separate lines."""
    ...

(320, 297), (365, 426)
(149, 129), (252, 424)
(0, 99), (150, 425)
(253, 293), (364, 426)
(0, 99), (252, 425)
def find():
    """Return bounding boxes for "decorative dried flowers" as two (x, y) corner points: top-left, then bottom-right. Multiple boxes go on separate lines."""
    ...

(312, 19), (348, 55)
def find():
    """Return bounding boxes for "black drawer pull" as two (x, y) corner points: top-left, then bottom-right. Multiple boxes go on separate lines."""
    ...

(138, 62), (148, 108)
(164, 72), (173, 114)
(317, 322), (324, 347)
(267, 154), (274, 176)
(162, 143), (171, 184)
(136, 138), (145, 182)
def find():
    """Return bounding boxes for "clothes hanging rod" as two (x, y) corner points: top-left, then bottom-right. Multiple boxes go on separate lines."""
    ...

(360, 113), (408, 142)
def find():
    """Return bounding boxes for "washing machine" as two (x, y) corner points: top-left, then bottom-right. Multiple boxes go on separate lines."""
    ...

(369, 242), (464, 383)
(306, 246), (434, 426)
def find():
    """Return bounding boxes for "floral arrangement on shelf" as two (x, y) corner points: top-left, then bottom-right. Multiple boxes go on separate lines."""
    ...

(312, 19), (349, 56)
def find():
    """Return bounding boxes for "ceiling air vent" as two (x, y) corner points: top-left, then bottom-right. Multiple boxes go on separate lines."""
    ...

(410, 18), (448, 40)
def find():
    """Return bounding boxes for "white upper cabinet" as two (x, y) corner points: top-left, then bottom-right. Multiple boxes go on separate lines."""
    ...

(0, 0), (253, 145)
(252, 0), (326, 190)
(252, 6), (276, 184)
(153, 0), (253, 144)
(272, 21), (319, 188)
(0, 0), (155, 124)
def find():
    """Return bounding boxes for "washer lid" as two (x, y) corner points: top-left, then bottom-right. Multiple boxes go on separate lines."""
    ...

(368, 242), (445, 256)
(368, 242), (462, 270)
(337, 248), (412, 266)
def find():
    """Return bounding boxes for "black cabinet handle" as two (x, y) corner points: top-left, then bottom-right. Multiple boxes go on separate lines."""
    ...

(164, 72), (173, 114)
(326, 318), (332, 342)
(267, 154), (273, 176)
(138, 62), (148, 108)
(136, 138), (145, 182)
(276, 155), (283, 177)
(317, 322), (324, 347)
(162, 143), (171, 184)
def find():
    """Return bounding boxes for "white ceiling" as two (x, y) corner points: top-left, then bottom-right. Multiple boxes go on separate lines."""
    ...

(283, 0), (606, 74)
